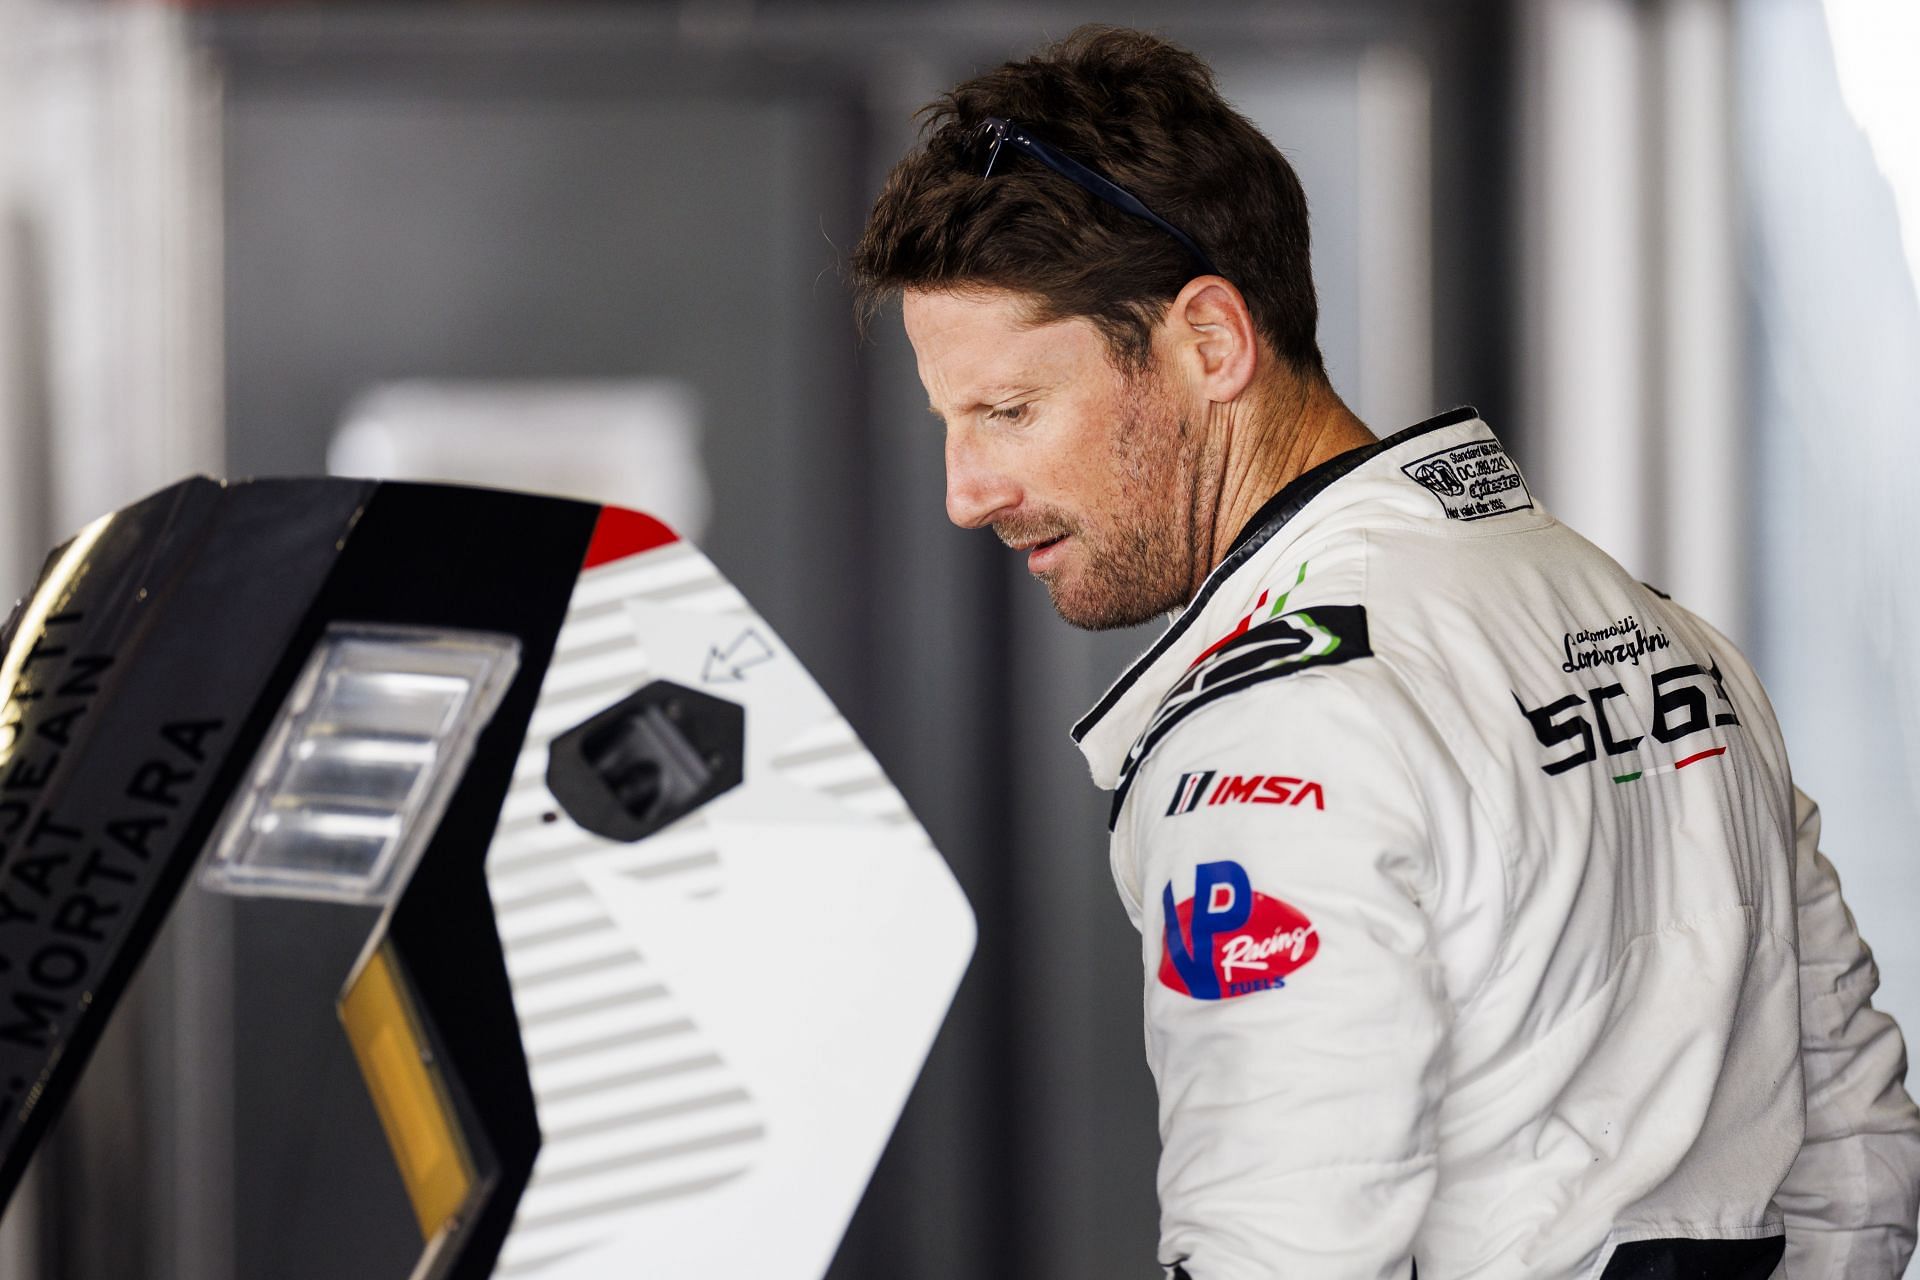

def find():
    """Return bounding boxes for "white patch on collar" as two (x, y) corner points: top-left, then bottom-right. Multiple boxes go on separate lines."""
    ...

(1401, 438), (1533, 521)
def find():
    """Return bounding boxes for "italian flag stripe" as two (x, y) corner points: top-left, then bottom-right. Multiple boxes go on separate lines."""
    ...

(1611, 744), (1727, 785)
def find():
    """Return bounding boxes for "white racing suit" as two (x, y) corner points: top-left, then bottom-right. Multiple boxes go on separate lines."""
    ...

(1072, 409), (1920, 1278)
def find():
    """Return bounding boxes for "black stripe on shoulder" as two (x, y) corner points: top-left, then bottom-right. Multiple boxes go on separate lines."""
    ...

(1173, 1254), (1417, 1278)
(1107, 604), (1373, 829)
(1598, 1233), (1782, 1279)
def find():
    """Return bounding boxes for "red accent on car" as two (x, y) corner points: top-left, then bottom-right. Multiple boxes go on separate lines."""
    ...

(1157, 891), (1320, 999)
(583, 506), (678, 568)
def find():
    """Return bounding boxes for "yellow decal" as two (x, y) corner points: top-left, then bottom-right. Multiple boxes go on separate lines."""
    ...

(339, 942), (475, 1241)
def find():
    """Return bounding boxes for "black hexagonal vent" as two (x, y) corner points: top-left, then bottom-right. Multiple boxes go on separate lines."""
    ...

(544, 680), (744, 843)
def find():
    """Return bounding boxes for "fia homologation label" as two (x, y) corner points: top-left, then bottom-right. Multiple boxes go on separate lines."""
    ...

(1401, 439), (1535, 521)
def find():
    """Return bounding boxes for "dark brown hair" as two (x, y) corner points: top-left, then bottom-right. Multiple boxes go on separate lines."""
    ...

(850, 25), (1324, 378)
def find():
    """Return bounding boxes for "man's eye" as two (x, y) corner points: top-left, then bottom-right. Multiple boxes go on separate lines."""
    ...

(987, 403), (1029, 423)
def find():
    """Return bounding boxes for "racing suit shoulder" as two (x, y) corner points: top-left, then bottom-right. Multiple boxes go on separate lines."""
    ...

(1114, 651), (1455, 922)
(1120, 655), (1457, 1280)
(1111, 522), (1510, 1009)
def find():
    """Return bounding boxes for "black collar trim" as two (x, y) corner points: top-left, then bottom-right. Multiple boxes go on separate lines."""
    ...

(1070, 405), (1478, 744)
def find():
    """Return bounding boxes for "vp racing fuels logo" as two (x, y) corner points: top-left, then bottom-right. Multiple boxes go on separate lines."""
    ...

(1167, 771), (1325, 815)
(1160, 860), (1319, 1000)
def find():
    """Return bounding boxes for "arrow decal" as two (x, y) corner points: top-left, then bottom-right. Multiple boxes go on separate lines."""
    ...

(702, 628), (776, 683)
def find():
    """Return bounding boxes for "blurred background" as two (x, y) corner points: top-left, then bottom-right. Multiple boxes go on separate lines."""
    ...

(0, 0), (1915, 1277)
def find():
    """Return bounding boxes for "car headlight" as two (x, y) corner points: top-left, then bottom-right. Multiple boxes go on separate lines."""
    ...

(200, 624), (520, 905)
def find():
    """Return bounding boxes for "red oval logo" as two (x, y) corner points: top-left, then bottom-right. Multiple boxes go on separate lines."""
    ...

(1159, 880), (1318, 1001)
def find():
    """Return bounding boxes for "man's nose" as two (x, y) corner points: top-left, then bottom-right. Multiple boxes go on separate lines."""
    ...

(944, 432), (1018, 530)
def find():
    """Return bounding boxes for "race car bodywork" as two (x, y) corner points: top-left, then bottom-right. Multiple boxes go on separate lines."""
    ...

(0, 477), (974, 1279)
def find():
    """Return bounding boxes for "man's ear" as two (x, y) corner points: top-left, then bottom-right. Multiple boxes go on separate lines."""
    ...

(1165, 276), (1260, 404)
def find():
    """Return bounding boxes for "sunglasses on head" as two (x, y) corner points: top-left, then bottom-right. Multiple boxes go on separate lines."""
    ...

(974, 116), (1223, 280)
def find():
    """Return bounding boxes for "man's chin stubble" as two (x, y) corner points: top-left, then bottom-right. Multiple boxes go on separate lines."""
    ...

(1040, 563), (1187, 632)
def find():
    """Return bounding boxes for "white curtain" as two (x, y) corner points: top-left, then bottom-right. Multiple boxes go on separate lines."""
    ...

(1742, 16), (1920, 1267)
(0, 1), (223, 598)
(0, 6), (225, 1276)
(1517, 0), (1744, 633)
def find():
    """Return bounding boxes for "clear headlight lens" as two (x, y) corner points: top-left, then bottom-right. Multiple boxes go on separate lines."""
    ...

(200, 624), (520, 905)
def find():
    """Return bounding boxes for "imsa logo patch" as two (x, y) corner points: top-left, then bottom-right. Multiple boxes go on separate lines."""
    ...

(1108, 605), (1371, 830)
(1167, 772), (1325, 816)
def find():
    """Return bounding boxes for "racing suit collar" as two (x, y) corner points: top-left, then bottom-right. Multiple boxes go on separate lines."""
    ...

(1218, 406), (1476, 561)
(1070, 405), (1488, 786)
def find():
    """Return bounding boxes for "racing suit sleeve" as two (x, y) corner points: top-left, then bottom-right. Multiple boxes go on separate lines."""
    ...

(1125, 672), (1448, 1280)
(1776, 785), (1920, 1276)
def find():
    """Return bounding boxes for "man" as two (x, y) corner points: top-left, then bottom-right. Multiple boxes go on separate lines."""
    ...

(850, 25), (1920, 1280)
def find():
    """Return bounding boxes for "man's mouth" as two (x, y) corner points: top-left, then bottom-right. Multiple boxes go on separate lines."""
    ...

(1025, 535), (1068, 573)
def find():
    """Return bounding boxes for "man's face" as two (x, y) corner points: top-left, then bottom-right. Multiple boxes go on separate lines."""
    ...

(904, 287), (1206, 630)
